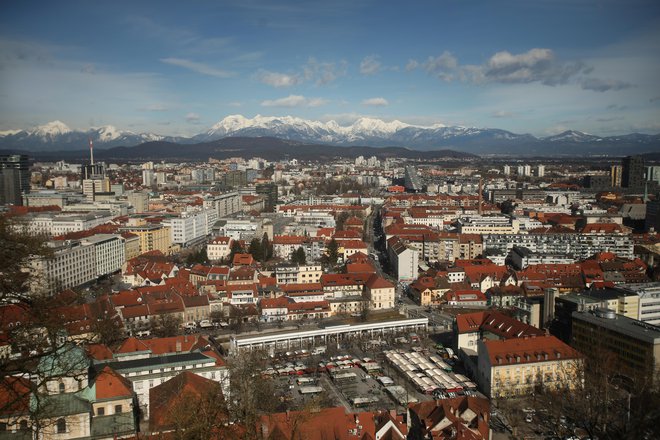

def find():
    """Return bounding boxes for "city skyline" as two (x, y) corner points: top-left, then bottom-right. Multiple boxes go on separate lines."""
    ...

(1, 0), (659, 139)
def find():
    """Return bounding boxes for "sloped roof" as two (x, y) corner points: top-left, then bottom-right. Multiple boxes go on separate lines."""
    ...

(94, 365), (133, 400)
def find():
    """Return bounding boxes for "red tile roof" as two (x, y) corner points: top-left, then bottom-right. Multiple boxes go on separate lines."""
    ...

(94, 366), (133, 400)
(484, 334), (581, 367)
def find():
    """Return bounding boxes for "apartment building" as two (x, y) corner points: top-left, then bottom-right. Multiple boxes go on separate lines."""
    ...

(483, 232), (634, 260)
(458, 215), (520, 234)
(387, 236), (419, 282)
(203, 191), (242, 218)
(206, 236), (233, 261)
(365, 275), (396, 310)
(275, 264), (323, 284)
(163, 208), (217, 247)
(476, 335), (582, 398)
(119, 220), (172, 255)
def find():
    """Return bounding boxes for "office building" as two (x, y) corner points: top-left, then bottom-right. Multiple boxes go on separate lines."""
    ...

(256, 183), (278, 212)
(0, 154), (30, 205)
(622, 155), (645, 189)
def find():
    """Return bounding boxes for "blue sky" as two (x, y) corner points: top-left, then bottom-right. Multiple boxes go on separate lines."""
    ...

(1, 0), (659, 137)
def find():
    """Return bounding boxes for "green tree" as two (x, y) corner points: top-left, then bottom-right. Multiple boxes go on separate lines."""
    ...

(247, 238), (263, 262)
(291, 247), (306, 265)
(326, 238), (339, 265)
(228, 240), (244, 263)
(261, 233), (272, 262)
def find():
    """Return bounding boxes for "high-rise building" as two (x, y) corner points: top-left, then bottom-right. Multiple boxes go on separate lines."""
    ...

(646, 166), (660, 184)
(256, 183), (278, 212)
(536, 164), (545, 177)
(622, 155), (645, 189)
(503, 165), (511, 175)
(611, 165), (623, 187)
(0, 154), (30, 205)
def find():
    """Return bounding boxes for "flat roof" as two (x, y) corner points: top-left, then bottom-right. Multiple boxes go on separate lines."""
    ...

(572, 311), (660, 344)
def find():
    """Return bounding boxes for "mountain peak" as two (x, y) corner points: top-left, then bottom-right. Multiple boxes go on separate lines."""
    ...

(31, 120), (72, 137)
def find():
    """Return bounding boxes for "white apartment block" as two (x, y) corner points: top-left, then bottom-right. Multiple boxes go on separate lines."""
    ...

(33, 240), (97, 293)
(275, 264), (323, 284)
(164, 208), (217, 247)
(483, 232), (634, 260)
(203, 191), (242, 218)
(81, 234), (126, 277)
(387, 237), (419, 282)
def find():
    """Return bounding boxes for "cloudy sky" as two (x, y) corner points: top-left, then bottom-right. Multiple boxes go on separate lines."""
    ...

(1, 0), (659, 137)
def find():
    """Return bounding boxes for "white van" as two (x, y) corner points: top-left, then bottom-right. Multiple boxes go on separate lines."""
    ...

(312, 346), (327, 355)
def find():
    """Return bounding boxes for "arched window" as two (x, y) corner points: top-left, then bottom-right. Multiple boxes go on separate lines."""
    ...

(58, 382), (65, 393)
(56, 418), (66, 433)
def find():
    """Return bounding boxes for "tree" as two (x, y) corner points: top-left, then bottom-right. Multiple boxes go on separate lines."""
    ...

(226, 350), (277, 439)
(228, 240), (244, 263)
(185, 247), (208, 265)
(149, 314), (182, 337)
(291, 247), (306, 265)
(247, 238), (263, 262)
(326, 238), (339, 265)
(260, 233), (272, 262)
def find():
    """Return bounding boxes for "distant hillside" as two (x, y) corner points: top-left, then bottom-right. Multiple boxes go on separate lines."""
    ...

(2, 137), (478, 162)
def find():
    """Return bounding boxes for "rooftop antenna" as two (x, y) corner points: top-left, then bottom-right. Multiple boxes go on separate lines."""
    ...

(89, 137), (94, 165)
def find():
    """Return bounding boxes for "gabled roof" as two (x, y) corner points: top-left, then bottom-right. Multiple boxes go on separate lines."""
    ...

(94, 365), (133, 400)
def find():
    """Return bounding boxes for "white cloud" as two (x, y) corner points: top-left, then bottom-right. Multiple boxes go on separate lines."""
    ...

(359, 55), (381, 75)
(362, 97), (389, 107)
(261, 94), (328, 107)
(160, 57), (234, 78)
(256, 69), (301, 87)
(185, 112), (201, 122)
(491, 110), (513, 118)
(141, 104), (169, 112)
(302, 57), (347, 85)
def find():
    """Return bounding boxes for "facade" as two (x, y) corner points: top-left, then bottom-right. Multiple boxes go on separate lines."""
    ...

(275, 264), (323, 284)
(255, 183), (278, 212)
(33, 240), (97, 293)
(81, 234), (126, 278)
(0, 154), (30, 205)
(203, 191), (242, 218)
(119, 222), (172, 255)
(483, 232), (634, 260)
(571, 309), (660, 384)
(206, 236), (233, 261)
(476, 335), (582, 398)
(365, 275), (396, 310)
(164, 208), (217, 247)
(621, 155), (645, 189)
(616, 282), (660, 325)
(387, 236), (419, 282)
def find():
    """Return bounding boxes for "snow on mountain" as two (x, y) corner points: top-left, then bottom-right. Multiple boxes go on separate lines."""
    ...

(31, 120), (72, 138)
(542, 130), (601, 142)
(0, 116), (658, 155)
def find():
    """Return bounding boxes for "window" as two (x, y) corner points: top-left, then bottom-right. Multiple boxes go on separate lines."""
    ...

(59, 382), (65, 393)
(97, 407), (105, 416)
(57, 418), (66, 434)
(115, 405), (123, 414)
(19, 420), (28, 430)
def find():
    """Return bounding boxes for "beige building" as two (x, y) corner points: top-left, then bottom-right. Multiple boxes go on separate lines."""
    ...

(275, 264), (323, 284)
(122, 232), (141, 261)
(365, 275), (396, 310)
(476, 335), (582, 398)
(119, 219), (172, 255)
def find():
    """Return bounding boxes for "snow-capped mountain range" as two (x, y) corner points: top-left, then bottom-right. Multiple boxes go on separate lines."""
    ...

(1, 115), (658, 155)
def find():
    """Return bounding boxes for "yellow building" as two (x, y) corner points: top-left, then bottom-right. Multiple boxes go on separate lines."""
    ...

(477, 334), (582, 398)
(120, 219), (172, 255)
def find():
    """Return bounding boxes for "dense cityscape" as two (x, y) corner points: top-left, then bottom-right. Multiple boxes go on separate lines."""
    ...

(1, 148), (659, 439)
(2, 1), (660, 439)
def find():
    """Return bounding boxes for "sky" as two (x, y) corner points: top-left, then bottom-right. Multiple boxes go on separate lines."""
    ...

(1, 0), (659, 138)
